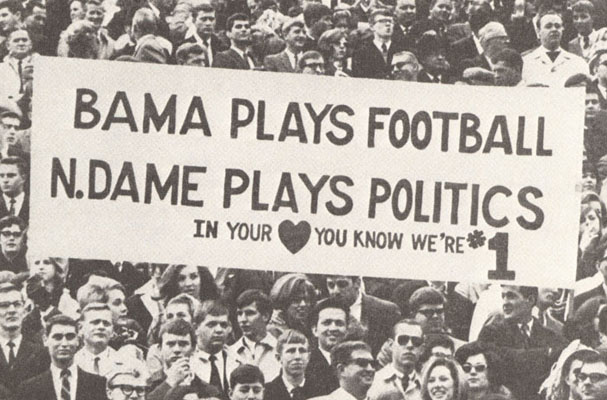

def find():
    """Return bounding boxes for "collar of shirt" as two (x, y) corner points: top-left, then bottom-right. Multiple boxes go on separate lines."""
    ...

(319, 347), (332, 365)
(231, 45), (248, 60)
(80, 346), (112, 361)
(472, 34), (483, 55)
(281, 374), (305, 394)
(579, 29), (597, 43)
(50, 362), (78, 400)
(373, 39), (391, 52)
(332, 387), (359, 400)
(195, 348), (225, 363)
(0, 334), (21, 356)
(517, 318), (533, 335)
(3, 191), (24, 212)
(285, 48), (298, 69)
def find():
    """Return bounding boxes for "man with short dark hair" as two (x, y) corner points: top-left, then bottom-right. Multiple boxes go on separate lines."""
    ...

(15, 315), (107, 400)
(576, 352), (607, 400)
(478, 285), (567, 400)
(179, 3), (228, 66)
(298, 50), (325, 74)
(368, 319), (423, 400)
(229, 364), (265, 400)
(0, 283), (49, 395)
(212, 13), (255, 69)
(324, 275), (400, 356)
(230, 289), (280, 381)
(0, 215), (27, 273)
(492, 47), (523, 86)
(0, 0), (22, 58)
(310, 341), (376, 400)
(0, 156), (28, 222)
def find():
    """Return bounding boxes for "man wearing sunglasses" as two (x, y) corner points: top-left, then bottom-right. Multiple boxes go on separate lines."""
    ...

(477, 285), (567, 400)
(0, 215), (27, 273)
(0, 283), (49, 397)
(576, 352), (607, 400)
(15, 314), (107, 400)
(324, 275), (400, 356)
(368, 319), (423, 400)
(310, 341), (376, 400)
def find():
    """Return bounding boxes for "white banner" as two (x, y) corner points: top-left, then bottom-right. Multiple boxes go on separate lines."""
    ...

(30, 57), (584, 288)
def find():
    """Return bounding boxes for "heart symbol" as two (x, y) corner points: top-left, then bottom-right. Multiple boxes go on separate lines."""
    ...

(278, 220), (311, 254)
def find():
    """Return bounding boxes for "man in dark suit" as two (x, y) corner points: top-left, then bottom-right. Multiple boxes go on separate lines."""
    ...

(478, 285), (567, 400)
(449, 2), (492, 75)
(15, 314), (107, 400)
(416, 31), (453, 83)
(305, 298), (348, 397)
(392, 0), (417, 51)
(179, 3), (229, 66)
(212, 13), (256, 69)
(264, 329), (315, 400)
(353, 8), (408, 79)
(0, 283), (50, 395)
(324, 275), (401, 356)
(264, 18), (305, 73)
(0, 156), (28, 222)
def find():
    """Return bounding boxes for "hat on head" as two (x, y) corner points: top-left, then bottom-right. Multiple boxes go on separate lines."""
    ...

(478, 21), (508, 43)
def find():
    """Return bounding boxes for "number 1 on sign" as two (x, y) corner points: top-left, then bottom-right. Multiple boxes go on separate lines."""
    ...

(487, 232), (515, 280)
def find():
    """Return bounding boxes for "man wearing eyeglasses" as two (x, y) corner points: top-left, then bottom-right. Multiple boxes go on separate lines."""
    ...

(0, 283), (49, 396)
(106, 361), (149, 400)
(0, 216), (27, 273)
(391, 51), (420, 81)
(15, 314), (107, 400)
(310, 341), (376, 400)
(576, 352), (607, 400)
(324, 275), (400, 356)
(477, 285), (567, 400)
(368, 319), (423, 400)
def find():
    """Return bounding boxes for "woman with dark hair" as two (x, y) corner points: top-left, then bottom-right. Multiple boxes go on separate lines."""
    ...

(317, 28), (351, 76)
(454, 342), (512, 400)
(268, 273), (317, 338)
(420, 356), (468, 400)
(578, 204), (603, 279)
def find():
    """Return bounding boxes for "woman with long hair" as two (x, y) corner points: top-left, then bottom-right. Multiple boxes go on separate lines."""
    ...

(268, 273), (317, 338)
(421, 357), (468, 400)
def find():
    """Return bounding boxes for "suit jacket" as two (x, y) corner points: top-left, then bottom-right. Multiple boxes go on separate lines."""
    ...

(417, 70), (453, 84)
(478, 318), (567, 400)
(212, 48), (255, 70)
(391, 24), (416, 52)
(0, 193), (28, 223)
(264, 373), (316, 400)
(134, 34), (171, 63)
(15, 367), (107, 400)
(352, 39), (407, 79)
(264, 50), (296, 73)
(0, 338), (50, 394)
(178, 33), (229, 65)
(449, 35), (479, 74)
(304, 348), (338, 398)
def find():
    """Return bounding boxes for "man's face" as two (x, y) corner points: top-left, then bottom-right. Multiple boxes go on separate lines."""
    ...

(371, 14), (394, 39)
(395, 0), (416, 26)
(237, 301), (268, 341)
(45, 324), (79, 364)
(430, 345), (453, 358)
(165, 302), (192, 323)
(339, 349), (375, 391)
(7, 30), (31, 58)
(85, 3), (104, 29)
(483, 35), (509, 59)
(1, 116), (20, 147)
(0, 163), (25, 197)
(80, 309), (113, 348)
(391, 323), (423, 371)
(194, 11), (215, 37)
(196, 314), (231, 353)
(596, 54), (607, 81)
(0, 290), (24, 332)
(539, 14), (563, 50)
(493, 61), (520, 86)
(312, 307), (347, 351)
(430, 0), (452, 23)
(184, 53), (207, 66)
(326, 277), (359, 307)
(392, 54), (419, 80)
(285, 25), (306, 52)
(301, 56), (325, 74)
(422, 50), (450, 74)
(578, 362), (607, 400)
(501, 285), (533, 322)
(227, 19), (251, 45)
(414, 303), (445, 333)
(230, 382), (264, 400)
(0, 7), (19, 33)
(573, 10), (593, 36)
(107, 374), (147, 400)
(278, 341), (310, 376)
(586, 92), (601, 112)
(568, 359), (584, 400)
(107, 289), (127, 321)
(537, 288), (560, 309)
(161, 333), (193, 366)
(0, 223), (24, 255)
(70, 0), (85, 21)
(463, 353), (490, 392)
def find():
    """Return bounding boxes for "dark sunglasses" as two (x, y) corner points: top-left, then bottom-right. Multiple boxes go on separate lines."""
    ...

(349, 357), (378, 369)
(417, 308), (444, 318)
(462, 364), (487, 373)
(327, 280), (350, 289)
(396, 334), (423, 347)
(576, 372), (607, 384)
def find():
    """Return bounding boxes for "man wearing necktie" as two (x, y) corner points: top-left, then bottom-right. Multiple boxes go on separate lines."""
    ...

(0, 283), (49, 396)
(14, 314), (107, 400)
(478, 285), (567, 400)
(213, 14), (256, 70)
(521, 11), (588, 86)
(0, 157), (28, 223)
(568, 0), (599, 61)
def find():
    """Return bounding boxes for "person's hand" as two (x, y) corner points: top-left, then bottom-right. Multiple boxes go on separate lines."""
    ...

(579, 225), (599, 252)
(166, 357), (191, 387)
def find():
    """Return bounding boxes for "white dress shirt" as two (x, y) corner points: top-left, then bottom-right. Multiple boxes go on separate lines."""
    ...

(74, 346), (118, 377)
(2, 192), (24, 216)
(191, 348), (235, 391)
(50, 363), (78, 400)
(0, 334), (21, 363)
